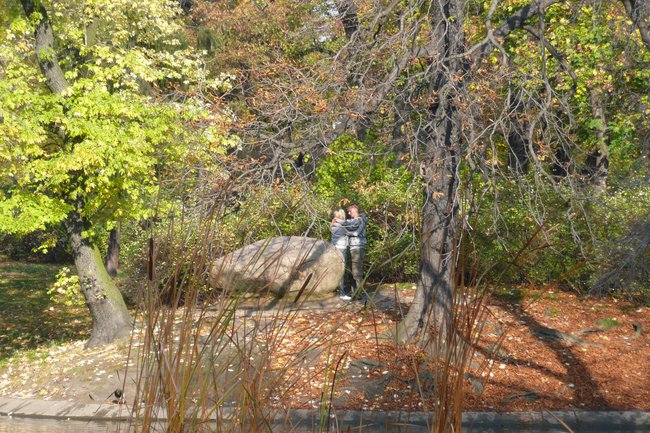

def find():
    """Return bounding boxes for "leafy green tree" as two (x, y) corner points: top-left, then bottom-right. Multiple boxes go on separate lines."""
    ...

(468, 0), (650, 292)
(0, 0), (225, 347)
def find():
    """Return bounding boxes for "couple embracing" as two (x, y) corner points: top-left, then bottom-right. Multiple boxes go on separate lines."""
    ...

(330, 204), (367, 301)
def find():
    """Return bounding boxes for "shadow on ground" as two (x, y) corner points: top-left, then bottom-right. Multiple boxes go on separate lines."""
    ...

(0, 260), (90, 361)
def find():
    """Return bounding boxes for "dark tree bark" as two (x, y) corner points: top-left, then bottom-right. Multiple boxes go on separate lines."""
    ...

(179, 0), (194, 15)
(392, 88), (411, 163)
(335, 0), (373, 141)
(19, 0), (68, 94)
(395, 0), (466, 343)
(584, 89), (610, 191)
(395, 0), (566, 343)
(21, 0), (133, 347)
(621, 0), (650, 51)
(507, 93), (532, 174)
(508, 128), (531, 173)
(474, 0), (564, 63)
(550, 143), (570, 177)
(104, 224), (121, 277)
(396, 139), (459, 342)
(335, 0), (359, 40)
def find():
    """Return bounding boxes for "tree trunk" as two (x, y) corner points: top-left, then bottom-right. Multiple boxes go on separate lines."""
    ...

(584, 89), (609, 192)
(621, 0), (650, 52)
(335, 0), (359, 40)
(396, 146), (457, 343)
(104, 224), (121, 277)
(507, 92), (532, 174)
(335, 0), (373, 141)
(67, 214), (132, 348)
(21, 0), (133, 348)
(395, 0), (465, 344)
(20, 0), (69, 94)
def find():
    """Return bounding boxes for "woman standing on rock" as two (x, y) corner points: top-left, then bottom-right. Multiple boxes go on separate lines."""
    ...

(330, 209), (352, 300)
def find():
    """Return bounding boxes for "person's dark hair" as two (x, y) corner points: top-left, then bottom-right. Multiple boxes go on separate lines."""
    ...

(348, 204), (359, 212)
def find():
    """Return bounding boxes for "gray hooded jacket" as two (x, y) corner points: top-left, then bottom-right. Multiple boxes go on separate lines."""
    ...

(345, 213), (367, 248)
(330, 221), (349, 249)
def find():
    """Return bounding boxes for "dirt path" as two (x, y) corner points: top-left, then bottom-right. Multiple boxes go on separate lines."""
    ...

(0, 282), (648, 412)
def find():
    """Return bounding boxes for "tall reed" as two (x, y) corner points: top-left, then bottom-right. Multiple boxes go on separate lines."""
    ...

(124, 194), (506, 433)
(127, 204), (353, 433)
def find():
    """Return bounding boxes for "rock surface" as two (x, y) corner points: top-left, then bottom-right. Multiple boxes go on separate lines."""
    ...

(209, 236), (344, 298)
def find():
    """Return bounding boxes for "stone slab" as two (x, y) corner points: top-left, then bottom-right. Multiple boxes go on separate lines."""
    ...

(1, 397), (649, 431)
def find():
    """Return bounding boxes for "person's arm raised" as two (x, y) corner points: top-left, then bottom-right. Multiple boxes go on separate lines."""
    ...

(342, 218), (360, 236)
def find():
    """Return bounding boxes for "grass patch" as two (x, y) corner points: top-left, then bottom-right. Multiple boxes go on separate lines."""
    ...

(543, 292), (561, 302)
(545, 307), (560, 317)
(596, 318), (621, 331)
(0, 260), (91, 361)
(495, 287), (524, 303)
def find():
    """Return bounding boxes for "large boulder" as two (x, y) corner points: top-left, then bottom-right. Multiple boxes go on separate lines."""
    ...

(209, 236), (344, 299)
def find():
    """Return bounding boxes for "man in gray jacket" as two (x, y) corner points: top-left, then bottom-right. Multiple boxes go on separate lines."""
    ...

(346, 204), (367, 298)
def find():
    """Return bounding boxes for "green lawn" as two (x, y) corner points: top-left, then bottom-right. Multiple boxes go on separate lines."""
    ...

(0, 259), (90, 362)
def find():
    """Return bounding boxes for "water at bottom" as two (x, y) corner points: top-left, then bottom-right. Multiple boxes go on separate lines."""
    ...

(0, 416), (125, 432)
(0, 417), (647, 433)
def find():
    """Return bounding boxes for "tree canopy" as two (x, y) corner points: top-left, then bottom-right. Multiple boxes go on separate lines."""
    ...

(0, 0), (233, 346)
(0, 0), (230, 238)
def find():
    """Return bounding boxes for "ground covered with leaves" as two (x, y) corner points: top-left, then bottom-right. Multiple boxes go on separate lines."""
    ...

(0, 260), (648, 412)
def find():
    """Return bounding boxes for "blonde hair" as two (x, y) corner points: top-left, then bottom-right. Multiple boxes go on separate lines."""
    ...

(333, 209), (345, 220)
